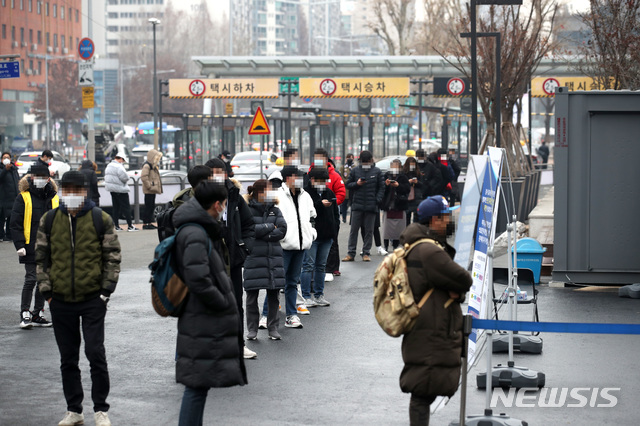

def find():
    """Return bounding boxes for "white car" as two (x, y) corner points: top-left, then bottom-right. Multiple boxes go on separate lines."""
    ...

(15, 151), (71, 178)
(231, 151), (278, 174)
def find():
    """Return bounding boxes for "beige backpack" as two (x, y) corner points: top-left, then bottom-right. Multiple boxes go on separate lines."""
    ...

(373, 238), (439, 337)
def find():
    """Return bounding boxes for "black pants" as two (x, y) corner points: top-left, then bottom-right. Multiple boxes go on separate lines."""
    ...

(359, 212), (381, 248)
(384, 239), (400, 251)
(143, 193), (156, 224)
(21, 262), (44, 313)
(50, 297), (110, 414)
(409, 394), (436, 425)
(110, 192), (132, 228)
(325, 224), (340, 273)
(230, 265), (244, 339)
(246, 289), (279, 332)
(0, 201), (12, 240)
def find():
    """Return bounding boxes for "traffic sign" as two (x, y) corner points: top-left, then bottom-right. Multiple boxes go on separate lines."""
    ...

(542, 78), (560, 96)
(78, 62), (94, 86)
(0, 61), (20, 79)
(248, 107), (271, 135)
(531, 76), (610, 97)
(279, 77), (299, 94)
(78, 38), (95, 61)
(300, 78), (409, 98)
(169, 78), (279, 99)
(446, 78), (466, 96)
(225, 103), (234, 114)
(82, 86), (95, 109)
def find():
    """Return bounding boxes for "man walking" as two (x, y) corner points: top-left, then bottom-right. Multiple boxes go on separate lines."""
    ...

(398, 196), (472, 425)
(104, 155), (137, 232)
(35, 171), (121, 426)
(11, 164), (58, 329)
(141, 149), (163, 229)
(343, 150), (385, 262)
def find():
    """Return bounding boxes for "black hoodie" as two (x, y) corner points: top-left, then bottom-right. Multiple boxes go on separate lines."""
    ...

(80, 160), (100, 205)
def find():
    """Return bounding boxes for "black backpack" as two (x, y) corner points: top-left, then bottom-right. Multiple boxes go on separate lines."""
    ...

(156, 201), (177, 242)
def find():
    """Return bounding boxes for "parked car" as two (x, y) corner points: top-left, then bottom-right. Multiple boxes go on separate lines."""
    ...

(15, 151), (71, 178)
(375, 155), (408, 173)
(230, 151), (278, 174)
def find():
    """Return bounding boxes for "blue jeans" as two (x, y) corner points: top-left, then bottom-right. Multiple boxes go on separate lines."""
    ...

(300, 238), (333, 299)
(179, 386), (209, 426)
(282, 249), (305, 316)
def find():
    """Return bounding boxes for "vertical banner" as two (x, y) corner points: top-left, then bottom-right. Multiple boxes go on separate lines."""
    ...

(466, 147), (504, 364)
(454, 155), (487, 269)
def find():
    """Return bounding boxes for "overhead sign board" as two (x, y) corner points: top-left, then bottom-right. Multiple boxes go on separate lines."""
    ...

(299, 78), (409, 98)
(0, 61), (20, 79)
(82, 86), (95, 109)
(169, 78), (279, 99)
(531, 76), (613, 97)
(248, 107), (271, 135)
(78, 62), (94, 86)
(78, 37), (95, 61)
(433, 77), (471, 97)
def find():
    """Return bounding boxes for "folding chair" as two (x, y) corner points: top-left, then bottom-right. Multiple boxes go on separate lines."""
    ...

(491, 267), (540, 335)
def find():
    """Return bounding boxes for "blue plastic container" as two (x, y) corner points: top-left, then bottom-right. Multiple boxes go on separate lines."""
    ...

(510, 238), (547, 284)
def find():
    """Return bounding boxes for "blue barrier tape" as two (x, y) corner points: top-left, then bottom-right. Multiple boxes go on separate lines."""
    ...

(472, 318), (640, 335)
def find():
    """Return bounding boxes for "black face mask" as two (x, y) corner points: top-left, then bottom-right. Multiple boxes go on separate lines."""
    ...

(446, 222), (456, 237)
(346, 159), (353, 165)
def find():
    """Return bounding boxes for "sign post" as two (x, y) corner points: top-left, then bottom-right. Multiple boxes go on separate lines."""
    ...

(79, 37), (95, 162)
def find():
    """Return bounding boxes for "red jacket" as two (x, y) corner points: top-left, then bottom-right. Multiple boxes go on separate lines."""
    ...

(309, 162), (346, 205)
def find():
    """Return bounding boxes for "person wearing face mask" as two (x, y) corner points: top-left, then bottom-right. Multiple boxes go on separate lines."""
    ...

(380, 159), (411, 252)
(141, 149), (163, 230)
(415, 148), (443, 199)
(36, 149), (56, 177)
(397, 196), (472, 425)
(0, 152), (20, 242)
(340, 153), (355, 223)
(170, 181), (247, 426)
(242, 179), (287, 341)
(35, 171), (121, 426)
(429, 149), (455, 199)
(204, 157), (256, 359)
(403, 157), (424, 225)
(10, 164), (59, 329)
(270, 166), (317, 329)
(104, 155), (137, 232)
(300, 168), (338, 308)
(343, 150), (385, 262)
(219, 150), (234, 178)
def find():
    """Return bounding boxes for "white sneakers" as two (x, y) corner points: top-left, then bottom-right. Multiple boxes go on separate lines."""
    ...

(94, 411), (111, 426)
(296, 304), (310, 315)
(58, 411), (84, 426)
(243, 345), (257, 359)
(325, 273), (334, 282)
(304, 297), (317, 308)
(258, 316), (268, 329)
(377, 246), (388, 256)
(285, 315), (303, 328)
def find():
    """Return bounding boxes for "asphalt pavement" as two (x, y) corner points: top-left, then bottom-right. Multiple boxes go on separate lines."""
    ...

(1, 219), (639, 425)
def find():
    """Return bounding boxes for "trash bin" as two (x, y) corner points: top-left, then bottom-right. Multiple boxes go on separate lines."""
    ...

(511, 237), (547, 284)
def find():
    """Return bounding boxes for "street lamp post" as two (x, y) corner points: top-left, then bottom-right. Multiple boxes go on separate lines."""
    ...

(148, 17), (161, 150)
(119, 64), (147, 131)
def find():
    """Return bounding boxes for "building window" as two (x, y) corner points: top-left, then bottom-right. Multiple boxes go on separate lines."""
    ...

(20, 0), (23, 10)
(61, 35), (65, 49)
(69, 36), (72, 49)
(108, 39), (118, 46)
(46, 32), (49, 46)
(37, 0), (40, 14)
(45, 2), (48, 16)
(4, 90), (17, 101)
(1, 25), (5, 39)
(60, 6), (64, 19)
(29, 29), (33, 43)
(107, 26), (118, 32)
(54, 34), (58, 48)
(52, 3), (56, 17)
(38, 61), (42, 75)
(108, 12), (117, 19)
(20, 27), (24, 43)
(29, 0), (32, 12)
(75, 9), (78, 23)
(37, 30), (41, 44)
(29, 60), (33, 70)
(11, 0), (14, 8)
(11, 26), (15, 41)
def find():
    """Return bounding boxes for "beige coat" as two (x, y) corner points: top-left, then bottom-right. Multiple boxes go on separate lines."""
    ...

(141, 149), (163, 195)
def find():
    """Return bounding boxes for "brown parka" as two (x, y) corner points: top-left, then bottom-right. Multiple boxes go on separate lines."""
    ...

(398, 222), (472, 399)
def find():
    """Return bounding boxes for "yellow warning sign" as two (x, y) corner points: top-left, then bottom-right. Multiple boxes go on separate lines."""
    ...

(82, 86), (94, 109)
(248, 107), (271, 135)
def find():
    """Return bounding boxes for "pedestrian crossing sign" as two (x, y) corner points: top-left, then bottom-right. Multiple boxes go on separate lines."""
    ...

(248, 106), (271, 135)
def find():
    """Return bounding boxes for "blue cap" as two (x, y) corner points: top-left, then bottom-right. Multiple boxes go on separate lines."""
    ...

(417, 196), (452, 222)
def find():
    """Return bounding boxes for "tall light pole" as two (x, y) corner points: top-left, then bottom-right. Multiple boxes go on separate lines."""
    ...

(148, 17), (161, 150)
(120, 64), (147, 131)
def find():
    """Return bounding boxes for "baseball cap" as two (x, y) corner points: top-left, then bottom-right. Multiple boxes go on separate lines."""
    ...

(29, 164), (50, 177)
(60, 171), (87, 188)
(417, 196), (453, 222)
(221, 150), (232, 160)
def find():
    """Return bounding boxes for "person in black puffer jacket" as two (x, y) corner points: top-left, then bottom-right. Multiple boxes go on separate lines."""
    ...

(403, 156), (424, 225)
(79, 160), (100, 206)
(301, 168), (338, 308)
(380, 159), (411, 251)
(243, 179), (287, 341)
(0, 152), (20, 241)
(172, 181), (247, 425)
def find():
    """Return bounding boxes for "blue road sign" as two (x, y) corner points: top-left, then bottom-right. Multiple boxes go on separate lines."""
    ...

(78, 37), (95, 61)
(0, 61), (20, 79)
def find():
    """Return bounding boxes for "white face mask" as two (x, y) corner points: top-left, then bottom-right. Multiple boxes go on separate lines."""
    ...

(409, 165), (416, 171)
(362, 164), (371, 170)
(2, 158), (10, 165)
(418, 159), (425, 164)
(315, 159), (325, 167)
(294, 178), (304, 188)
(211, 175), (225, 184)
(33, 178), (48, 188)
(61, 195), (85, 210)
(313, 183), (326, 191)
(290, 159), (301, 167)
(265, 190), (278, 202)
(391, 168), (400, 175)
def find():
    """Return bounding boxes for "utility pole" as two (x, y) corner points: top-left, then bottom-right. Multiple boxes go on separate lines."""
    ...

(410, 79), (431, 151)
(87, 0), (95, 161)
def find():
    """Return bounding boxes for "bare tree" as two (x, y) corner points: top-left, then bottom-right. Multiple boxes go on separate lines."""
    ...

(413, 0), (465, 55)
(577, 0), (640, 90)
(437, 2), (558, 128)
(368, 0), (417, 55)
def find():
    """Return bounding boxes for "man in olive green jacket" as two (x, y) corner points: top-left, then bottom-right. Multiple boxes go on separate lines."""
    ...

(35, 171), (121, 426)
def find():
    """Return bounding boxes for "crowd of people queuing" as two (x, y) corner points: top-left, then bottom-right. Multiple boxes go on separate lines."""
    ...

(2, 146), (463, 425)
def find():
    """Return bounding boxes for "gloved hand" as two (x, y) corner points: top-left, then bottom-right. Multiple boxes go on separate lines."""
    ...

(17, 248), (26, 256)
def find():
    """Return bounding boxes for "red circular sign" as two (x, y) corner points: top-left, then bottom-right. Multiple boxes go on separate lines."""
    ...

(319, 79), (337, 96)
(447, 78), (465, 96)
(188, 80), (206, 97)
(78, 37), (95, 61)
(542, 78), (560, 96)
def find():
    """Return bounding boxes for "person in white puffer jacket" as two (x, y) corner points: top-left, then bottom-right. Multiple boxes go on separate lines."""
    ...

(273, 166), (316, 329)
(104, 156), (137, 232)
